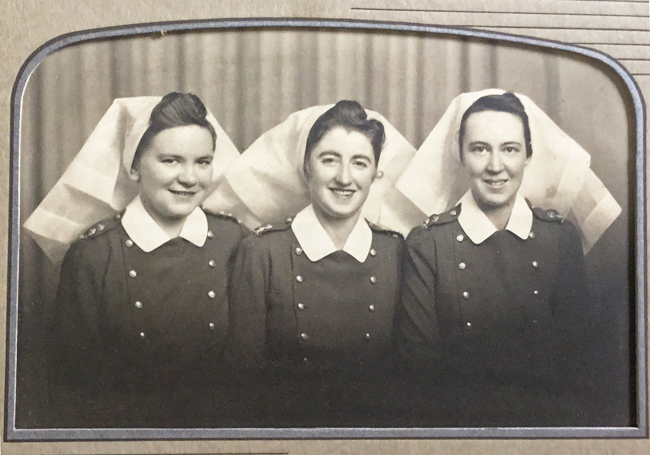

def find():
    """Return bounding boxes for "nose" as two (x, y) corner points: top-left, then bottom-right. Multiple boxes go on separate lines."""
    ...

(486, 151), (504, 173)
(177, 164), (198, 187)
(335, 162), (353, 185)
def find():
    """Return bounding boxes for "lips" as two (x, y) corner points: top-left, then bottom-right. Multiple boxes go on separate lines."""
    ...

(484, 178), (508, 188)
(169, 189), (197, 197)
(329, 188), (356, 199)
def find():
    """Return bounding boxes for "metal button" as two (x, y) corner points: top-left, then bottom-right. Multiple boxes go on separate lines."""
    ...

(370, 248), (377, 257)
(139, 332), (146, 339)
(533, 290), (539, 295)
(370, 276), (378, 284)
(303, 357), (309, 363)
(532, 261), (539, 268)
(207, 230), (214, 239)
(365, 333), (371, 340)
(129, 269), (137, 278)
(431, 215), (439, 222)
(115, 213), (122, 220)
(297, 303), (305, 310)
(295, 247), (303, 255)
(369, 305), (376, 312)
(209, 322), (215, 330)
(450, 210), (457, 216)
(135, 301), (143, 309)
(466, 322), (472, 327)
(208, 290), (216, 299)
(125, 239), (134, 248)
(529, 232), (536, 239)
(300, 332), (309, 340)
(458, 262), (466, 270)
(462, 291), (470, 300)
(208, 259), (216, 268)
(286, 217), (293, 224)
(456, 234), (464, 242)
(296, 275), (304, 283)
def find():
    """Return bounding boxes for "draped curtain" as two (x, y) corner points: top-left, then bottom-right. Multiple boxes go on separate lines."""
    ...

(16, 28), (634, 426)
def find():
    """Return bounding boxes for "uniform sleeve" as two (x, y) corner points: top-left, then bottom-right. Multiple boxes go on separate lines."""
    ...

(395, 227), (442, 373)
(226, 235), (270, 371)
(553, 220), (591, 385)
(49, 238), (107, 390)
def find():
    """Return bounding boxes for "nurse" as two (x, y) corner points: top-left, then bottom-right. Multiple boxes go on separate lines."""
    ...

(33, 93), (247, 427)
(396, 92), (594, 426)
(226, 100), (406, 426)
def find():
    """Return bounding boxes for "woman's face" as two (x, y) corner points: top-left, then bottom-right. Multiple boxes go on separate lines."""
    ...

(461, 110), (530, 212)
(130, 125), (214, 226)
(305, 126), (377, 222)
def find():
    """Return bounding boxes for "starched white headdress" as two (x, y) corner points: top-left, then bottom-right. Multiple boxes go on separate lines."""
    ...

(23, 96), (240, 263)
(395, 88), (621, 252)
(202, 104), (420, 234)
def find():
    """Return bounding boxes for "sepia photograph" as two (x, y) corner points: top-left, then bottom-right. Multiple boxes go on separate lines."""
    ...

(5, 17), (645, 444)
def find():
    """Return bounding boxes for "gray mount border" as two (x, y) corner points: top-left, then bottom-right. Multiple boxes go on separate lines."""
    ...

(6, 18), (647, 441)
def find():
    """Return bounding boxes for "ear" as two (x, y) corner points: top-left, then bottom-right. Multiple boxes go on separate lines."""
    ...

(129, 167), (141, 183)
(525, 154), (531, 166)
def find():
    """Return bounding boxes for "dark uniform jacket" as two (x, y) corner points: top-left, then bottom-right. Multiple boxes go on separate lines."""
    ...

(396, 197), (591, 426)
(227, 208), (405, 426)
(48, 208), (248, 428)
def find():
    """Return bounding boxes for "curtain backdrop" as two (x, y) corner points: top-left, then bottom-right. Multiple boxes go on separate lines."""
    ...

(16, 28), (634, 427)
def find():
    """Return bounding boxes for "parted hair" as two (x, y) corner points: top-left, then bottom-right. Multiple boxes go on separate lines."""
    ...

(458, 92), (533, 159)
(132, 92), (217, 168)
(304, 100), (385, 169)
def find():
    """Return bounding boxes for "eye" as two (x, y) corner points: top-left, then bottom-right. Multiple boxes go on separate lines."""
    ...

(503, 146), (520, 153)
(161, 157), (180, 164)
(471, 146), (487, 154)
(320, 156), (338, 165)
(197, 158), (213, 167)
(352, 159), (369, 169)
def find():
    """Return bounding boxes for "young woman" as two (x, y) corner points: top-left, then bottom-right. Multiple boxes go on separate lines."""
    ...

(396, 92), (596, 426)
(37, 93), (247, 427)
(226, 101), (407, 427)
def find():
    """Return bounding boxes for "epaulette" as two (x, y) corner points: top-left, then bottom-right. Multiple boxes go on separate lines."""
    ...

(78, 214), (121, 240)
(532, 206), (564, 223)
(366, 221), (404, 240)
(210, 210), (241, 224)
(253, 217), (294, 236)
(421, 204), (461, 229)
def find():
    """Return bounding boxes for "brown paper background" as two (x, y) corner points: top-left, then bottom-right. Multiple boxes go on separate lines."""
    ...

(1, 1), (648, 454)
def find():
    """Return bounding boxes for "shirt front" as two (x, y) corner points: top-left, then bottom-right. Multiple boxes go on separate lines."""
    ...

(120, 194), (208, 252)
(291, 204), (373, 263)
(456, 190), (533, 244)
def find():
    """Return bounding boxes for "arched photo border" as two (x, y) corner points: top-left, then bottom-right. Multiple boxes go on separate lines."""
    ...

(6, 17), (647, 440)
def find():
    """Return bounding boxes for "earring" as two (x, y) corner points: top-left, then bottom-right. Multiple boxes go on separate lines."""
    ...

(376, 170), (384, 179)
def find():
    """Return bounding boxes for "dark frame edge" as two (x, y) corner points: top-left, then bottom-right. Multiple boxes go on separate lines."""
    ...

(5, 17), (648, 442)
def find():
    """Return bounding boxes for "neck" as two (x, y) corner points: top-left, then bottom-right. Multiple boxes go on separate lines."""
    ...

(140, 200), (187, 238)
(312, 209), (361, 250)
(473, 195), (515, 231)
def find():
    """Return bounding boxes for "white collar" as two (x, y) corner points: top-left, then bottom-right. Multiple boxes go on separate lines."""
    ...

(121, 195), (208, 252)
(291, 205), (373, 263)
(457, 191), (533, 245)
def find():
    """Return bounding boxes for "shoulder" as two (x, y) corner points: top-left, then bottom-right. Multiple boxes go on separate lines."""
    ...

(530, 205), (583, 248)
(531, 205), (565, 224)
(205, 211), (250, 241)
(64, 214), (124, 268)
(406, 205), (460, 244)
(77, 213), (122, 241)
(252, 217), (294, 237)
(366, 221), (404, 242)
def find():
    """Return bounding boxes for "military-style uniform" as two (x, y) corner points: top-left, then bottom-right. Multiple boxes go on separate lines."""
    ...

(396, 192), (591, 426)
(49, 198), (248, 428)
(227, 205), (405, 426)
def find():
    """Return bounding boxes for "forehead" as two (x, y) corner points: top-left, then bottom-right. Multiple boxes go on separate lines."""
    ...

(463, 110), (525, 142)
(147, 125), (214, 157)
(312, 127), (374, 159)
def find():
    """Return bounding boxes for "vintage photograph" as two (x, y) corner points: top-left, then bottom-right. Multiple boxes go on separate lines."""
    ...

(7, 21), (642, 438)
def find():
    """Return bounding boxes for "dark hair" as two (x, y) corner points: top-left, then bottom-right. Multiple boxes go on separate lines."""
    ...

(304, 100), (385, 171)
(132, 92), (217, 168)
(458, 92), (532, 160)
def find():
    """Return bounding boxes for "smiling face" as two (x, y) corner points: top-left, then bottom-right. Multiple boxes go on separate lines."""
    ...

(130, 125), (214, 228)
(305, 127), (377, 223)
(461, 110), (530, 215)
